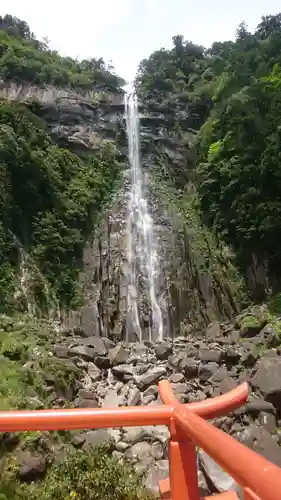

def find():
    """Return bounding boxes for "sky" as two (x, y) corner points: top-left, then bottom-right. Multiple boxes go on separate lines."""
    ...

(1, 0), (281, 83)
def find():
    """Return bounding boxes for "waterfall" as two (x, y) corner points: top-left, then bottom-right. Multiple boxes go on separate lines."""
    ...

(124, 92), (163, 343)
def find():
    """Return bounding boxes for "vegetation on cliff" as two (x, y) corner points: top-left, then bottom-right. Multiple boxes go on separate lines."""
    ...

(136, 13), (281, 300)
(0, 101), (122, 311)
(0, 14), (125, 92)
(0, 15), (124, 312)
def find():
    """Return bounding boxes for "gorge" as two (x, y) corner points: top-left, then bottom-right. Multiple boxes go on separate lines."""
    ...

(1, 10), (281, 500)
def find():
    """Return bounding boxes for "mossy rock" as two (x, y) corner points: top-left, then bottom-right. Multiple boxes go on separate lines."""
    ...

(237, 312), (267, 338)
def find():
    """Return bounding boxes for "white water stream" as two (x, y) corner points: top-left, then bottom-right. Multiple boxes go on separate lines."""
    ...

(124, 93), (163, 342)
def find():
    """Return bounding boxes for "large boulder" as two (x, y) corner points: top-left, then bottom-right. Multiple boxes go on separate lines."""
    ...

(251, 356), (281, 410)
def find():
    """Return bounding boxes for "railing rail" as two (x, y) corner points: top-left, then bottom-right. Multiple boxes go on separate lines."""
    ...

(0, 380), (280, 499)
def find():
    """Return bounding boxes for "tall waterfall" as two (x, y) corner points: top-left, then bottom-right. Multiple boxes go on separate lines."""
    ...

(125, 93), (164, 343)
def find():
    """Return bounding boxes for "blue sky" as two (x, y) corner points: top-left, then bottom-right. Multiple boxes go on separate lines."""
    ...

(1, 0), (281, 82)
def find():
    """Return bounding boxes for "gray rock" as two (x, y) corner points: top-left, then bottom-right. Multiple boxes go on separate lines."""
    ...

(179, 357), (198, 378)
(53, 345), (69, 358)
(78, 337), (107, 356)
(259, 412), (277, 433)
(144, 460), (169, 493)
(219, 377), (237, 394)
(125, 441), (152, 462)
(108, 344), (130, 365)
(199, 362), (218, 381)
(199, 451), (242, 495)
(103, 388), (123, 408)
(18, 453), (47, 482)
(155, 343), (173, 360)
(87, 362), (101, 381)
(210, 367), (229, 383)
(68, 345), (95, 361)
(205, 321), (221, 340)
(251, 356), (281, 410)
(198, 349), (222, 363)
(112, 364), (134, 378)
(169, 373), (184, 383)
(135, 366), (166, 389)
(151, 441), (164, 460)
(171, 383), (189, 395)
(246, 398), (275, 414)
(81, 430), (113, 448)
(237, 425), (281, 467)
(127, 387), (141, 406)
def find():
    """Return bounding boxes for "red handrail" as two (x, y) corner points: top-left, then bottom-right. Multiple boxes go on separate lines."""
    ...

(0, 380), (279, 500)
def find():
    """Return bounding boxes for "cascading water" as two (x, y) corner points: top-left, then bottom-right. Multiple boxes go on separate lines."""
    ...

(125, 92), (164, 343)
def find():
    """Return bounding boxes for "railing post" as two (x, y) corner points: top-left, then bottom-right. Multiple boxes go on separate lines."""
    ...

(169, 419), (200, 500)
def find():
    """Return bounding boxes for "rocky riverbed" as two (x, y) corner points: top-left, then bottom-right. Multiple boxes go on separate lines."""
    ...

(3, 305), (280, 497)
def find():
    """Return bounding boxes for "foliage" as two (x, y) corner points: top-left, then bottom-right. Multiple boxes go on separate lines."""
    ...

(136, 13), (281, 299)
(0, 446), (154, 500)
(0, 15), (125, 92)
(0, 101), (122, 308)
(0, 314), (75, 410)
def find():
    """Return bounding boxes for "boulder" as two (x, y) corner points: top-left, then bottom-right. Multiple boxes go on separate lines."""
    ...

(251, 356), (281, 410)
(155, 343), (173, 360)
(125, 442), (152, 462)
(135, 366), (166, 389)
(78, 337), (107, 356)
(199, 363), (218, 382)
(127, 387), (141, 406)
(18, 453), (47, 482)
(108, 345), (130, 365)
(237, 425), (281, 467)
(112, 364), (134, 379)
(144, 460), (169, 493)
(68, 345), (96, 361)
(198, 349), (222, 363)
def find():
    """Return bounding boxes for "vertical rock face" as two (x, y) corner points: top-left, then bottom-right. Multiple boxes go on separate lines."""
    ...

(3, 82), (243, 338)
(64, 99), (243, 339)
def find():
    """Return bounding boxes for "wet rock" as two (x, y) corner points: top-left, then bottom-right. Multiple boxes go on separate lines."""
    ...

(18, 453), (47, 482)
(251, 356), (281, 410)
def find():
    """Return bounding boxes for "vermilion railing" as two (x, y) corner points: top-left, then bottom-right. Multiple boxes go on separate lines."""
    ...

(0, 380), (280, 500)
